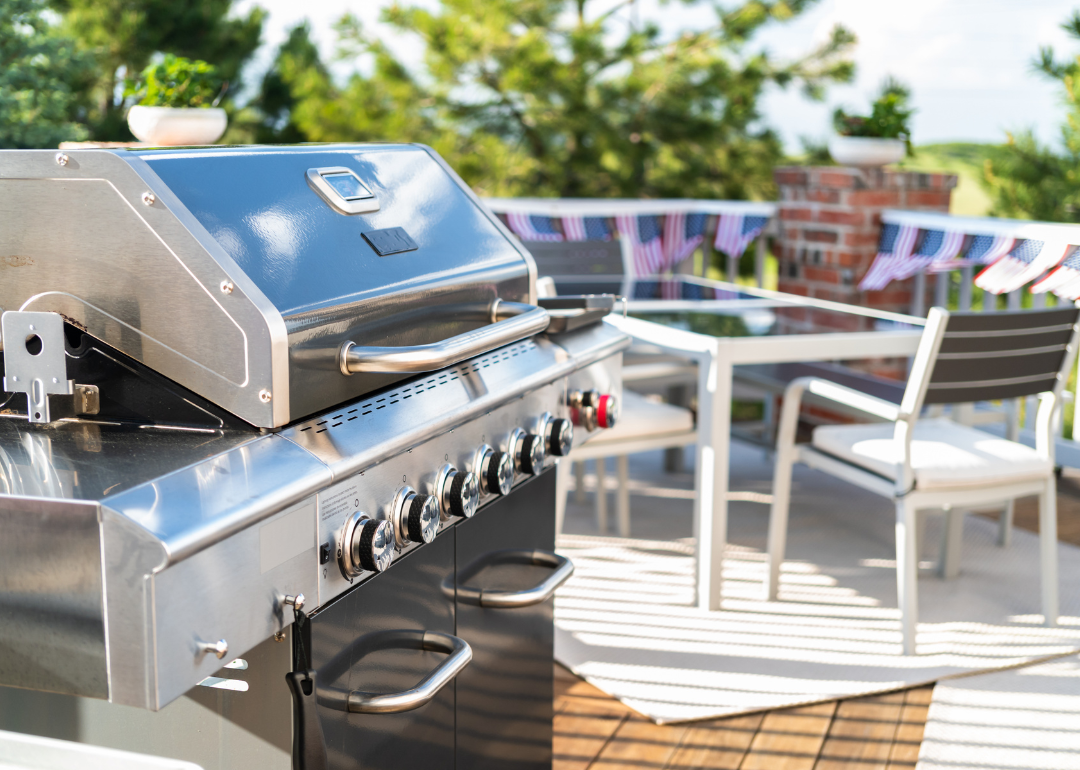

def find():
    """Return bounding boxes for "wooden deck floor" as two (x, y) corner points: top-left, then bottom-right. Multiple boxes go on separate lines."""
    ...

(553, 456), (1080, 769)
(554, 664), (932, 770)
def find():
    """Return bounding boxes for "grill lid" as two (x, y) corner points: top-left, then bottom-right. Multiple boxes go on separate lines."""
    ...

(0, 144), (539, 427)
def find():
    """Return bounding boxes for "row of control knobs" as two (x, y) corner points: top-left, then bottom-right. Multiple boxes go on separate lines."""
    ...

(338, 412), (579, 579)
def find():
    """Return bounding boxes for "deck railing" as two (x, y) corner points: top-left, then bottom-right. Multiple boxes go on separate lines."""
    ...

(483, 198), (778, 289)
(880, 209), (1080, 315)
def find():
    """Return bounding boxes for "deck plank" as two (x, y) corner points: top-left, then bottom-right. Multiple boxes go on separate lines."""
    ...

(590, 715), (689, 769)
(740, 701), (838, 770)
(814, 691), (905, 770)
(885, 686), (933, 770)
(666, 712), (764, 770)
(554, 665), (633, 770)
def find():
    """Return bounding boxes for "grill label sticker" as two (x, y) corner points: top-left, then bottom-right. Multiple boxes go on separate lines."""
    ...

(321, 484), (359, 522)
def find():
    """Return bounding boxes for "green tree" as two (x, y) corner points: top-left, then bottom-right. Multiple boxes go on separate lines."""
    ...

(50, 0), (265, 140)
(0, 0), (91, 148)
(983, 10), (1080, 222)
(261, 0), (855, 199)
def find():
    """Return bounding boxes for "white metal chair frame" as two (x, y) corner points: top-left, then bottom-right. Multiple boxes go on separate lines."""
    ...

(767, 306), (1080, 655)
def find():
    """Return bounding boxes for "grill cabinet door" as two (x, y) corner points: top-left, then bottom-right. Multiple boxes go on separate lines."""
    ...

(454, 469), (556, 770)
(310, 532), (456, 770)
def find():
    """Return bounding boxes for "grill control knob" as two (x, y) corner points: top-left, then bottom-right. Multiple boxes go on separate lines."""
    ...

(520, 433), (546, 474)
(545, 417), (574, 456)
(393, 487), (440, 546)
(477, 444), (514, 497)
(509, 427), (547, 476)
(338, 511), (394, 579)
(570, 390), (618, 431)
(594, 394), (618, 429)
(437, 464), (479, 519)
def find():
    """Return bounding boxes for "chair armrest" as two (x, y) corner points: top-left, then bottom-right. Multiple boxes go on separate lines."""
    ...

(792, 378), (904, 423)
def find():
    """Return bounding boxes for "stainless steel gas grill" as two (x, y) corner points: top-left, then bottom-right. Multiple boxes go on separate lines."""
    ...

(0, 145), (626, 770)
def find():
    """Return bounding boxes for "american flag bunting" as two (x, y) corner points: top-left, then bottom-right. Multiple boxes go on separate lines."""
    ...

(714, 214), (768, 259)
(506, 213), (563, 242)
(1030, 246), (1080, 297)
(892, 229), (966, 280)
(663, 212), (708, 265)
(561, 216), (611, 242)
(858, 223), (920, 290)
(975, 239), (1071, 294)
(616, 214), (665, 277)
(962, 233), (1016, 265)
(927, 233), (1015, 273)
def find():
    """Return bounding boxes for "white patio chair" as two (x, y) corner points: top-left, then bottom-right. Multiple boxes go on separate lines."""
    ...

(766, 305), (1080, 655)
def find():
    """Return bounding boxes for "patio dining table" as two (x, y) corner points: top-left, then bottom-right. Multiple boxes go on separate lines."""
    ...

(606, 277), (925, 611)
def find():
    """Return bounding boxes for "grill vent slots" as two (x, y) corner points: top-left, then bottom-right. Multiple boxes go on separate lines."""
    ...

(298, 340), (538, 435)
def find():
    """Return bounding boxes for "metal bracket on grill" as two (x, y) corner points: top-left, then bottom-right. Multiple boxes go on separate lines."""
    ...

(1, 311), (74, 424)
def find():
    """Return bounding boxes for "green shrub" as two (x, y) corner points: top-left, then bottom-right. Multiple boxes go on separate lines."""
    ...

(125, 54), (224, 108)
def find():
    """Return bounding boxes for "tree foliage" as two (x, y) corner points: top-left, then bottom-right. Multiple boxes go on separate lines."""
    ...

(0, 0), (91, 148)
(258, 0), (855, 199)
(983, 10), (1080, 222)
(50, 0), (265, 139)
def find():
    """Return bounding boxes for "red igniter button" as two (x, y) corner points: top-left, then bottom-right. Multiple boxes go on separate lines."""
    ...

(596, 394), (619, 429)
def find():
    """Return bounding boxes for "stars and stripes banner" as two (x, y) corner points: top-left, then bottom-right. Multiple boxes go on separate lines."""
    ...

(927, 233), (1015, 273)
(891, 229), (966, 281)
(506, 213), (563, 242)
(859, 223), (921, 290)
(1031, 246), (1080, 298)
(615, 214), (666, 277)
(974, 239), (1072, 294)
(961, 233), (1015, 265)
(561, 215), (611, 242)
(663, 212), (708, 265)
(714, 214), (769, 259)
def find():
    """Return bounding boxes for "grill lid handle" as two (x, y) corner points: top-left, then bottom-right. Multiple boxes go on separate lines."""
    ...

(338, 301), (550, 375)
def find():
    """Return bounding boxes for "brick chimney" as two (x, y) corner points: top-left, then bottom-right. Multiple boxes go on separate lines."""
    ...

(773, 167), (958, 316)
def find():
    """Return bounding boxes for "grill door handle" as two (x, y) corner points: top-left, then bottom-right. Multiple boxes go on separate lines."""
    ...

(453, 550), (574, 608)
(320, 630), (472, 715)
(339, 301), (550, 374)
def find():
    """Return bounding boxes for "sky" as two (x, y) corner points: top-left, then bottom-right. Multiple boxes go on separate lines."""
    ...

(233, 0), (1080, 152)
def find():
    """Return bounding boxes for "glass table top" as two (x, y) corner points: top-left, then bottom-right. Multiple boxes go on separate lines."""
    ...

(625, 278), (924, 338)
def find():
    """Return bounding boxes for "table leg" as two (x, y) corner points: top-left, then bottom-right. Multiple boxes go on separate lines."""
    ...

(694, 347), (731, 611)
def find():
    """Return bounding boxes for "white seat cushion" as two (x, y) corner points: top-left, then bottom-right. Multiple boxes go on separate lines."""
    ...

(811, 417), (1052, 490)
(588, 389), (694, 445)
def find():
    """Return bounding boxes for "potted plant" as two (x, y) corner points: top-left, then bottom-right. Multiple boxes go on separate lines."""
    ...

(829, 79), (914, 166)
(125, 55), (228, 146)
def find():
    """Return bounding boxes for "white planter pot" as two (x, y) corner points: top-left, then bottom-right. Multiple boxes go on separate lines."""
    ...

(127, 106), (227, 146)
(827, 135), (906, 167)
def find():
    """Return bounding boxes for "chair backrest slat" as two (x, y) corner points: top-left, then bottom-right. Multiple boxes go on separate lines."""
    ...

(921, 307), (1080, 406)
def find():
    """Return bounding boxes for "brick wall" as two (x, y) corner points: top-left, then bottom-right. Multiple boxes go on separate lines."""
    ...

(773, 166), (958, 316)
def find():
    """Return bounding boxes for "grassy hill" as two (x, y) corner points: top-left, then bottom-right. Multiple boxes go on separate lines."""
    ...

(894, 142), (1000, 217)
